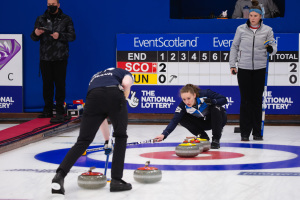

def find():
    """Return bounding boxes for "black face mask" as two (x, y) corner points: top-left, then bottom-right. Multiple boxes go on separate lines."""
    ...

(48, 5), (58, 14)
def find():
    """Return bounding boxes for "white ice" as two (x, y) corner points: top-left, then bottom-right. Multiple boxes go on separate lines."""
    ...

(0, 123), (300, 200)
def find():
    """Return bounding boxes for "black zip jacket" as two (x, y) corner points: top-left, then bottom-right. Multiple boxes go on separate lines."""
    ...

(31, 9), (76, 61)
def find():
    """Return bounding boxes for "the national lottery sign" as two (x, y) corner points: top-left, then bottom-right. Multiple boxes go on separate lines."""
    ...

(117, 33), (300, 114)
(0, 34), (23, 113)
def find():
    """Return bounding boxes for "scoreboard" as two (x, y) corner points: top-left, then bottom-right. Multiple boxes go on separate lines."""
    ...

(117, 34), (300, 114)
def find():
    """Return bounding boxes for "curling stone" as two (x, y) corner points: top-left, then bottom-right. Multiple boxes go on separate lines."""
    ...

(78, 167), (107, 189)
(190, 139), (204, 153)
(197, 138), (211, 152)
(175, 143), (200, 157)
(134, 161), (162, 183)
(183, 138), (204, 153)
(183, 139), (192, 143)
(183, 137), (196, 143)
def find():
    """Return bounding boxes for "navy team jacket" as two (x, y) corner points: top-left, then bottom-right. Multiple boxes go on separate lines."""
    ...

(162, 89), (228, 139)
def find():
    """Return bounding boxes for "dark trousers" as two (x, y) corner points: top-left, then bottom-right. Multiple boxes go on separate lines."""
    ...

(57, 87), (128, 179)
(40, 60), (68, 114)
(179, 105), (227, 141)
(237, 68), (266, 137)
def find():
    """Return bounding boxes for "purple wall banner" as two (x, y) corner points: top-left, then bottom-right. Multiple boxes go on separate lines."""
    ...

(0, 35), (23, 113)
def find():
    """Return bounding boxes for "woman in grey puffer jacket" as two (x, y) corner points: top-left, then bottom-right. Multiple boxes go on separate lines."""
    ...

(229, 0), (277, 141)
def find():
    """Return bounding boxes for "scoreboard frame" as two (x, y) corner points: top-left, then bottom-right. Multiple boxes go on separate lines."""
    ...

(117, 33), (299, 115)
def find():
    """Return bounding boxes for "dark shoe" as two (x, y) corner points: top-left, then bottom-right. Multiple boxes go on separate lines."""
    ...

(211, 140), (220, 149)
(253, 136), (263, 141)
(37, 112), (53, 118)
(51, 171), (65, 195)
(110, 178), (132, 192)
(50, 114), (65, 124)
(197, 132), (209, 140)
(241, 137), (250, 141)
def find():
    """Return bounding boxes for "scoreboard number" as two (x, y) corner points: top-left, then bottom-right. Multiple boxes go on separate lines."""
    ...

(201, 52), (208, 61)
(158, 63), (167, 84)
(158, 74), (167, 83)
(171, 53), (176, 61)
(180, 52), (187, 61)
(191, 53), (197, 61)
(158, 63), (167, 72)
(289, 63), (298, 84)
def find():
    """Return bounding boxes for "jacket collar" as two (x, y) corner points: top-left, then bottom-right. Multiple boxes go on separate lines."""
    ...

(44, 8), (63, 20)
(246, 19), (263, 27)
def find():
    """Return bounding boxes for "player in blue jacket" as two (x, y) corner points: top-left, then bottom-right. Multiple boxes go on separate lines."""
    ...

(155, 84), (227, 149)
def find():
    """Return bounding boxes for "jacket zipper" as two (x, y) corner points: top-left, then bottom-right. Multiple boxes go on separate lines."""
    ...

(250, 23), (262, 70)
(197, 101), (204, 118)
(252, 34), (255, 70)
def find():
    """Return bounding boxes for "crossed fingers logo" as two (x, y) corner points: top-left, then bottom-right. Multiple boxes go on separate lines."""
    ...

(127, 91), (139, 108)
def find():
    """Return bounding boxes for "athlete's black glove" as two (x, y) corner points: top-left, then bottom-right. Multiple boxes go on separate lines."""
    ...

(266, 45), (273, 53)
(104, 140), (113, 155)
(204, 98), (216, 105)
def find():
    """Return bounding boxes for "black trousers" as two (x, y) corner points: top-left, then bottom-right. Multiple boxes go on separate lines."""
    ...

(179, 105), (227, 141)
(40, 60), (68, 114)
(237, 68), (266, 137)
(57, 87), (128, 179)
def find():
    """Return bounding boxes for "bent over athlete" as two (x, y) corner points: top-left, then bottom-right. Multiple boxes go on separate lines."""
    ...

(51, 67), (134, 194)
(155, 84), (227, 149)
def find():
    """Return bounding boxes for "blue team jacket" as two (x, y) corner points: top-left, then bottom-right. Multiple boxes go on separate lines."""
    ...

(162, 89), (228, 139)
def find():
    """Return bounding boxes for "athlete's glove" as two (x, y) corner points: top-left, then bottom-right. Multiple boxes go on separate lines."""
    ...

(204, 98), (217, 105)
(104, 140), (113, 155)
(264, 40), (274, 54)
(266, 45), (273, 53)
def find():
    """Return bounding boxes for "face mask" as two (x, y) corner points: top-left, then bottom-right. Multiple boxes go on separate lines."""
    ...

(48, 5), (58, 14)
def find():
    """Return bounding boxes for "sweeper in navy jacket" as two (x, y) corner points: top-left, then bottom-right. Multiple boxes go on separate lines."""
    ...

(51, 67), (134, 194)
(155, 84), (227, 149)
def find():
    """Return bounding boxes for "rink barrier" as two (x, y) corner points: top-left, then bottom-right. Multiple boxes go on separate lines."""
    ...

(0, 117), (81, 154)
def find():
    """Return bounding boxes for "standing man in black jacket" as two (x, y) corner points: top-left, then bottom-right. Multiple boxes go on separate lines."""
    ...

(31, 0), (76, 123)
